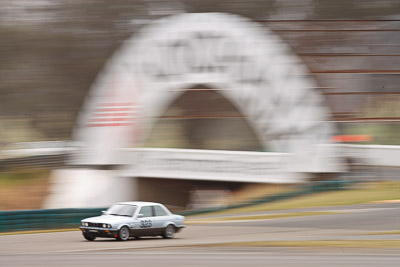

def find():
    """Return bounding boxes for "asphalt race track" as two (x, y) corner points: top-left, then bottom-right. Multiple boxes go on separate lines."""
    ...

(2, 203), (400, 266)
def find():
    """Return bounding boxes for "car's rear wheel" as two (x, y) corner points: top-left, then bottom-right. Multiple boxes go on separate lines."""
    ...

(162, 225), (175, 239)
(116, 226), (130, 241)
(83, 233), (96, 241)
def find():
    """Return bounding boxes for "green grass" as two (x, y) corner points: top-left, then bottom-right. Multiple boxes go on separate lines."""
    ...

(366, 231), (400, 236)
(197, 240), (400, 248)
(0, 169), (49, 187)
(191, 182), (400, 217)
(0, 228), (79, 236)
(187, 211), (338, 223)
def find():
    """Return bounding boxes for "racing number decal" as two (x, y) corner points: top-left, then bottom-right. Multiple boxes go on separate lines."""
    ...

(140, 220), (152, 228)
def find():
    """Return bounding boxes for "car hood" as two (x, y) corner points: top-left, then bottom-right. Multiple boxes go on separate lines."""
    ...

(82, 215), (133, 224)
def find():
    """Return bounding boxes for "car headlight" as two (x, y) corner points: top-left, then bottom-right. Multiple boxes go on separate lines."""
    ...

(107, 224), (112, 228)
(84, 222), (89, 227)
(102, 224), (107, 228)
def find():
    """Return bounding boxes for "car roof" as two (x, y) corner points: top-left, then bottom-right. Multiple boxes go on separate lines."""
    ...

(114, 201), (162, 207)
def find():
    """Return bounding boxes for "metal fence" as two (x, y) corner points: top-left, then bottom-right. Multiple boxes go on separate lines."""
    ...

(0, 154), (67, 170)
(0, 208), (104, 233)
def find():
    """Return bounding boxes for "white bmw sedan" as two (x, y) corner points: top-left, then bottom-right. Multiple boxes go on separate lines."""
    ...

(80, 201), (185, 241)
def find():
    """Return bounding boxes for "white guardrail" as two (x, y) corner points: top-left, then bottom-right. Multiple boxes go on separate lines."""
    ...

(338, 144), (400, 167)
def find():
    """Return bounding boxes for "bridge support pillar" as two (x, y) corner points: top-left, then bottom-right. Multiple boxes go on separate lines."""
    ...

(44, 168), (136, 209)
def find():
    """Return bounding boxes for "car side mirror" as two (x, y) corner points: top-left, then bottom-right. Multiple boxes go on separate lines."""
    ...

(137, 213), (144, 218)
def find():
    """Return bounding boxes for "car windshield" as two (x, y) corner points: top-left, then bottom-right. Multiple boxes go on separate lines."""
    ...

(105, 204), (137, 217)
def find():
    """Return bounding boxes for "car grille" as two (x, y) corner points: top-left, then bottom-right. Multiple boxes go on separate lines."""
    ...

(88, 222), (104, 228)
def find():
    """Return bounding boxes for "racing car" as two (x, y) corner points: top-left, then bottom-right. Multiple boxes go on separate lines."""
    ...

(80, 201), (185, 241)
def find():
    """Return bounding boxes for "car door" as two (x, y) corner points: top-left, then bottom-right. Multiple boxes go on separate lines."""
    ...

(150, 205), (171, 235)
(137, 205), (155, 235)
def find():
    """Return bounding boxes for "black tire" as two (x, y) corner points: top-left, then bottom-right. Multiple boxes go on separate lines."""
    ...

(162, 225), (175, 239)
(83, 233), (96, 241)
(116, 226), (130, 241)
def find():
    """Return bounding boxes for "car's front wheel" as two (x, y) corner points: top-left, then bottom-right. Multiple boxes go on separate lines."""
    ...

(116, 226), (130, 241)
(83, 233), (96, 241)
(162, 225), (175, 239)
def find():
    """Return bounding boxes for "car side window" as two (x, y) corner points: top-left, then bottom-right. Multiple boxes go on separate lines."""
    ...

(153, 205), (168, 216)
(139, 206), (153, 217)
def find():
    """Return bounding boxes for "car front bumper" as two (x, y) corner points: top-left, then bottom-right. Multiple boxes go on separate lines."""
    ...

(80, 227), (118, 238)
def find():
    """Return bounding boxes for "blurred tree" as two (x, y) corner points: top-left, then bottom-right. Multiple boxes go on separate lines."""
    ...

(1, 0), (400, 144)
(356, 95), (400, 145)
